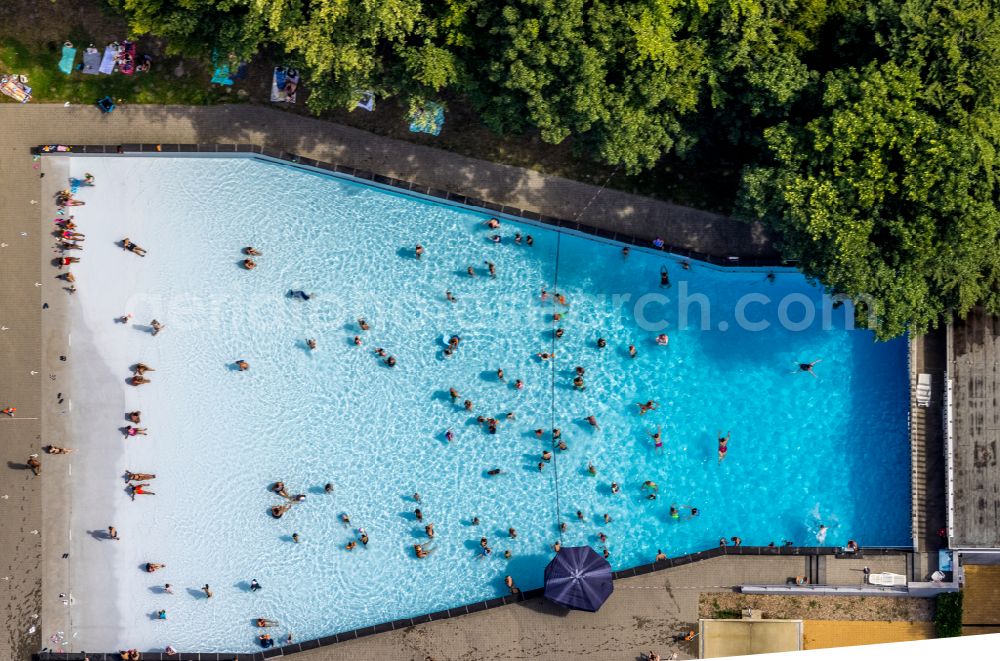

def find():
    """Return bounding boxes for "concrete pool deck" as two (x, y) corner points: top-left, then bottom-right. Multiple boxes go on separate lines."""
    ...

(0, 104), (934, 660)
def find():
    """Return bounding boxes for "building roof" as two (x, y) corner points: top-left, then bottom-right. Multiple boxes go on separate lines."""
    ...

(949, 309), (1000, 548)
(699, 618), (803, 658)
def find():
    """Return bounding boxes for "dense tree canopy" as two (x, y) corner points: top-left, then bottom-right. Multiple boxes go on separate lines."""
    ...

(115, 0), (1000, 338)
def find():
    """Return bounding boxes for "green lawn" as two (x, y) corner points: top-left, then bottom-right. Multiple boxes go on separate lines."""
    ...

(0, 38), (236, 106)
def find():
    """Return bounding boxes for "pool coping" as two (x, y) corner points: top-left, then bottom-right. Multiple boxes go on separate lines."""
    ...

(33, 144), (797, 269)
(34, 545), (909, 660)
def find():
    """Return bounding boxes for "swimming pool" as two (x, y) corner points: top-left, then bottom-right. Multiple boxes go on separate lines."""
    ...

(62, 155), (910, 652)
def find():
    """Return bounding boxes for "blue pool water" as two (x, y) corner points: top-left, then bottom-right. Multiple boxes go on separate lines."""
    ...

(67, 156), (909, 652)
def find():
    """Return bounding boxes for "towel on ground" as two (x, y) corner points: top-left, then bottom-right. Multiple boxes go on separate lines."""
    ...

(58, 43), (77, 75)
(210, 64), (233, 85)
(408, 101), (445, 135)
(99, 44), (118, 74)
(270, 67), (298, 103)
(0, 76), (32, 103)
(82, 48), (101, 75)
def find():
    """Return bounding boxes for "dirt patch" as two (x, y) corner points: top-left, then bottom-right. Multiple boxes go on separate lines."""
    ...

(699, 593), (934, 622)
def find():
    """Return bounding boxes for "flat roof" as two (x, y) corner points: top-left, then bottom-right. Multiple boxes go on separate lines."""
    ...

(949, 309), (1000, 548)
(699, 619), (803, 658)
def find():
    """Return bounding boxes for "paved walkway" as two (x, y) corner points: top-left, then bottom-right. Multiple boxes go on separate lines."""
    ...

(299, 556), (810, 661)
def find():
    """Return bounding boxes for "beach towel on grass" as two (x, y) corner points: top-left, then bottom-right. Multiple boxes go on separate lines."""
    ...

(210, 64), (233, 85)
(58, 43), (77, 74)
(0, 76), (32, 103)
(99, 45), (118, 74)
(270, 67), (299, 103)
(82, 48), (101, 75)
(408, 101), (445, 135)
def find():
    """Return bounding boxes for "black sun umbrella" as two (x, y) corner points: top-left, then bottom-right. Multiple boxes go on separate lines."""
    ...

(543, 545), (614, 611)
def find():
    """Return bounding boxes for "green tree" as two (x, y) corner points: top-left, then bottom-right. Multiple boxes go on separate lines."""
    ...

(741, 0), (1000, 338)
(118, 0), (266, 58)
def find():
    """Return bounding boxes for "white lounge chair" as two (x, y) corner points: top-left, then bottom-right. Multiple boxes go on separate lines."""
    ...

(867, 572), (907, 586)
(916, 373), (931, 407)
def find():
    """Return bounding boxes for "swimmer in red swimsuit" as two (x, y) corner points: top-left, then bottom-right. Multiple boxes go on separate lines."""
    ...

(718, 431), (730, 463)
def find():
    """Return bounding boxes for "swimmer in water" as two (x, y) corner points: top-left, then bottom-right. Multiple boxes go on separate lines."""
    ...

(611, 482), (620, 494)
(585, 415), (599, 428)
(244, 247), (262, 256)
(243, 259), (257, 270)
(324, 483), (334, 493)
(485, 261), (496, 277)
(575, 366), (585, 376)
(272, 482), (288, 497)
(526, 235), (534, 246)
(445, 429), (454, 442)
(537, 352), (554, 361)
(341, 513), (351, 525)
(464, 399), (473, 411)
(450, 388), (459, 400)
(514, 233), (522, 245)
(485, 218), (500, 229)
(415, 508), (423, 521)
(446, 290), (456, 303)
(514, 379), (524, 390)
(717, 431), (730, 462)
(354, 335), (362, 346)
(637, 400), (658, 415)
(236, 360), (250, 371)
(660, 266), (670, 288)
(554, 328), (565, 339)
(817, 524), (828, 544)
(467, 266), (476, 277)
(384, 356), (397, 367)
(622, 247), (630, 258)
(629, 344), (637, 358)
(573, 376), (585, 390)
(415, 244), (425, 259)
(307, 338), (317, 350)
(587, 463), (597, 476)
(358, 318), (370, 331)
(552, 428), (561, 439)
(542, 450), (552, 462)
(651, 426), (663, 449)
(656, 334), (669, 346)
(490, 234), (502, 244)
(796, 359), (822, 377)
(597, 337), (607, 348)
(497, 368), (505, 381)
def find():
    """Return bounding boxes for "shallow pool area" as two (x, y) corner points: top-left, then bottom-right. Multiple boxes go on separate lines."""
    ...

(60, 155), (910, 652)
